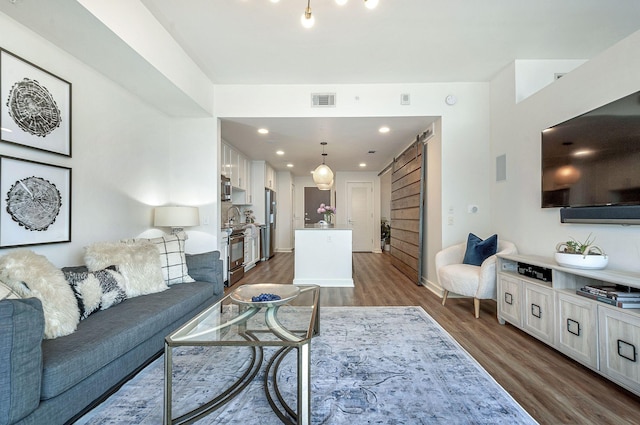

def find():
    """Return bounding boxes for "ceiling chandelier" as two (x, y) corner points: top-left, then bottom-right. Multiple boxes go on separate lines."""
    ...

(312, 142), (334, 190)
(292, 0), (379, 29)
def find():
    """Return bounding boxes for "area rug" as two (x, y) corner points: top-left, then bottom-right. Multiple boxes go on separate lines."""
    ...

(76, 306), (537, 424)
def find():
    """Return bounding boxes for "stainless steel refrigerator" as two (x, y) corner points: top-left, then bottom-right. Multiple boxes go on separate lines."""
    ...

(263, 188), (276, 259)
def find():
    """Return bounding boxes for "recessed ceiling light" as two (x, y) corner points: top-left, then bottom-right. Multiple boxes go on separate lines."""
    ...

(276, 150), (285, 155)
(287, 163), (294, 168)
(258, 128), (269, 134)
(379, 126), (390, 133)
(359, 163), (367, 167)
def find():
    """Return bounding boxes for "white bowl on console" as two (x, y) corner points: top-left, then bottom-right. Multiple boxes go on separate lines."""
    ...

(554, 252), (608, 270)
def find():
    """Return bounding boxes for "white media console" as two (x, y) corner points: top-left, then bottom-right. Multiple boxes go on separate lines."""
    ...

(497, 253), (640, 396)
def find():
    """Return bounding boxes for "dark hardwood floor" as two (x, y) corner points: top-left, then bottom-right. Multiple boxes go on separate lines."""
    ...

(228, 252), (640, 425)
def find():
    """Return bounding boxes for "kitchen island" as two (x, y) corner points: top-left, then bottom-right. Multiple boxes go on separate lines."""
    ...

(293, 226), (354, 287)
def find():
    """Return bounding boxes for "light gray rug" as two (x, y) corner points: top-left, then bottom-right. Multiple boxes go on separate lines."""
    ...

(76, 306), (537, 424)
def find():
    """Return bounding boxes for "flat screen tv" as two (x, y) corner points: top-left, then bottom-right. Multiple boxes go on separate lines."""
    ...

(541, 90), (640, 224)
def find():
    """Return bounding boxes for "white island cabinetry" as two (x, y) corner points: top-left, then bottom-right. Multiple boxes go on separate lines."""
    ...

(293, 227), (353, 287)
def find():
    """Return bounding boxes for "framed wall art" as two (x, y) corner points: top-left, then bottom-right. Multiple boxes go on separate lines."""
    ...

(0, 155), (71, 248)
(0, 48), (72, 157)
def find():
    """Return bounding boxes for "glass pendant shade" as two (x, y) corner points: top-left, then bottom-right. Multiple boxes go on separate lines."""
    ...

(313, 164), (334, 186)
(317, 180), (333, 190)
(301, 7), (315, 28)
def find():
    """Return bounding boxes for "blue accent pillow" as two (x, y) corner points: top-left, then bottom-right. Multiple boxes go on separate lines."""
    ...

(462, 233), (498, 266)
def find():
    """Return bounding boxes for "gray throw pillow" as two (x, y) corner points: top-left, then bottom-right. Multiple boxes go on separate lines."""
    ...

(185, 251), (219, 283)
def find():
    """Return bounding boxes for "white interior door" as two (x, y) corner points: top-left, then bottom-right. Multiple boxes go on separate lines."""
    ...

(347, 182), (374, 252)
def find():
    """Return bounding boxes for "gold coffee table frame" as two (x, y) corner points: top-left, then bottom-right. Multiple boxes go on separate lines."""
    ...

(164, 284), (320, 425)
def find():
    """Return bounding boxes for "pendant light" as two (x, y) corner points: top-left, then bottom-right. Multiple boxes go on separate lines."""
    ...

(313, 142), (334, 190)
(301, 0), (315, 28)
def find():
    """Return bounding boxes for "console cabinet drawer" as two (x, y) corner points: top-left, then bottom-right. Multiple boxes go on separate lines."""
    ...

(556, 292), (598, 369)
(598, 306), (640, 392)
(523, 283), (555, 345)
(498, 275), (522, 327)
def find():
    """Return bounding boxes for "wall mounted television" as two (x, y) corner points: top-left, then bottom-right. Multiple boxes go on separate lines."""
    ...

(541, 90), (640, 224)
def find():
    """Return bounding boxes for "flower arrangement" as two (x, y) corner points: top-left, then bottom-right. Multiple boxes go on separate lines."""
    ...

(317, 203), (336, 223)
(243, 209), (255, 223)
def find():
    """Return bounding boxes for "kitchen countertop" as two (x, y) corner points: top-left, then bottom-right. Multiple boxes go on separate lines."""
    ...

(298, 225), (352, 230)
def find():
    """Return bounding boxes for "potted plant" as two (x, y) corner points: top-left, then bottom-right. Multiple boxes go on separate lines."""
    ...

(555, 233), (608, 269)
(381, 220), (391, 251)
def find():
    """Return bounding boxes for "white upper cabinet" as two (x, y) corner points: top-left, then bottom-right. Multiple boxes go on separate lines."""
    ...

(265, 163), (277, 191)
(222, 141), (250, 192)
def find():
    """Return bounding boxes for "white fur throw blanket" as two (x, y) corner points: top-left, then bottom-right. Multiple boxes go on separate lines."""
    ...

(0, 250), (79, 339)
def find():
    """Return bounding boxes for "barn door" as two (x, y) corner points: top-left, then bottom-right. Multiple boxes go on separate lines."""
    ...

(390, 141), (425, 284)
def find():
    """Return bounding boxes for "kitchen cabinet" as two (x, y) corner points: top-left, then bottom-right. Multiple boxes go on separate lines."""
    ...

(244, 226), (261, 271)
(265, 163), (277, 191)
(230, 148), (239, 188)
(223, 142), (252, 204)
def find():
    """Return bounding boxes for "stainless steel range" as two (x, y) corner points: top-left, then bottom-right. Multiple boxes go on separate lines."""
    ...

(228, 228), (245, 285)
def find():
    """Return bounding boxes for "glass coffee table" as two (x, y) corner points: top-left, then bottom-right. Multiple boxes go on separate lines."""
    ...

(164, 284), (320, 425)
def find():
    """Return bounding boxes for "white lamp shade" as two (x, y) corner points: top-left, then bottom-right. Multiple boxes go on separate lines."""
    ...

(154, 206), (200, 227)
(313, 164), (334, 185)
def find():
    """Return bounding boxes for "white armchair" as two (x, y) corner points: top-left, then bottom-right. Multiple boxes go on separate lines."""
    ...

(435, 239), (517, 318)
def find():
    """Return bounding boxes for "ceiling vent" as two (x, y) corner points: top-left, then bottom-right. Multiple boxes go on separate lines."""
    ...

(311, 93), (336, 107)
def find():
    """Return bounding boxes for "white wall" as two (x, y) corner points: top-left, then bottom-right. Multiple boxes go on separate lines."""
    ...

(490, 29), (640, 272)
(515, 59), (586, 103)
(0, 12), (220, 266)
(276, 171), (294, 251)
(380, 170), (391, 225)
(424, 119), (443, 289)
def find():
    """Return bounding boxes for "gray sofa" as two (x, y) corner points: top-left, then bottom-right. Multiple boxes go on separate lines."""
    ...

(0, 251), (224, 425)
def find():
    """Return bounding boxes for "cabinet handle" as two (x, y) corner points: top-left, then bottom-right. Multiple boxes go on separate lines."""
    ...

(504, 292), (513, 305)
(567, 318), (581, 336)
(617, 339), (637, 363)
(531, 303), (542, 319)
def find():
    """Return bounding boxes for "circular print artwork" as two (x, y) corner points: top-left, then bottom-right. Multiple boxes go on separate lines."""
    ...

(6, 176), (62, 231)
(6, 78), (61, 137)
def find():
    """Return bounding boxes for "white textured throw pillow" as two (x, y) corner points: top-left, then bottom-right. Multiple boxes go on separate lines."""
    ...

(84, 240), (167, 298)
(0, 250), (80, 339)
(125, 232), (195, 285)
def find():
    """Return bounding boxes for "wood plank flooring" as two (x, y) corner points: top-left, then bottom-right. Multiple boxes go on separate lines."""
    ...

(228, 252), (640, 424)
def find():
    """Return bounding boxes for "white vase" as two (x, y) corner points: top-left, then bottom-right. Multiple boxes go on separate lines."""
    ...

(554, 252), (608, 270)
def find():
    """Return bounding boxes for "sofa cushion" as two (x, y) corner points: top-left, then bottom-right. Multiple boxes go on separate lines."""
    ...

(84, 240), (167, 298)
(462, 233), (498, 266)
(0, 250), (79, 339)
(126, 232), (195, 286)
(0, 298), (45, 425)
(63, 266), (127, 320)
(40, 281), (214, 400)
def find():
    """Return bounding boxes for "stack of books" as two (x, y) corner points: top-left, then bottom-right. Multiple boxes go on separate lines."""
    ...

(576, 285), (640, 309)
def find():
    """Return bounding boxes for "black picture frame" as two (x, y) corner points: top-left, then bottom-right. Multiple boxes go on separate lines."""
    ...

(0, 48), (72, 157)
(0, 155), (71, 247)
